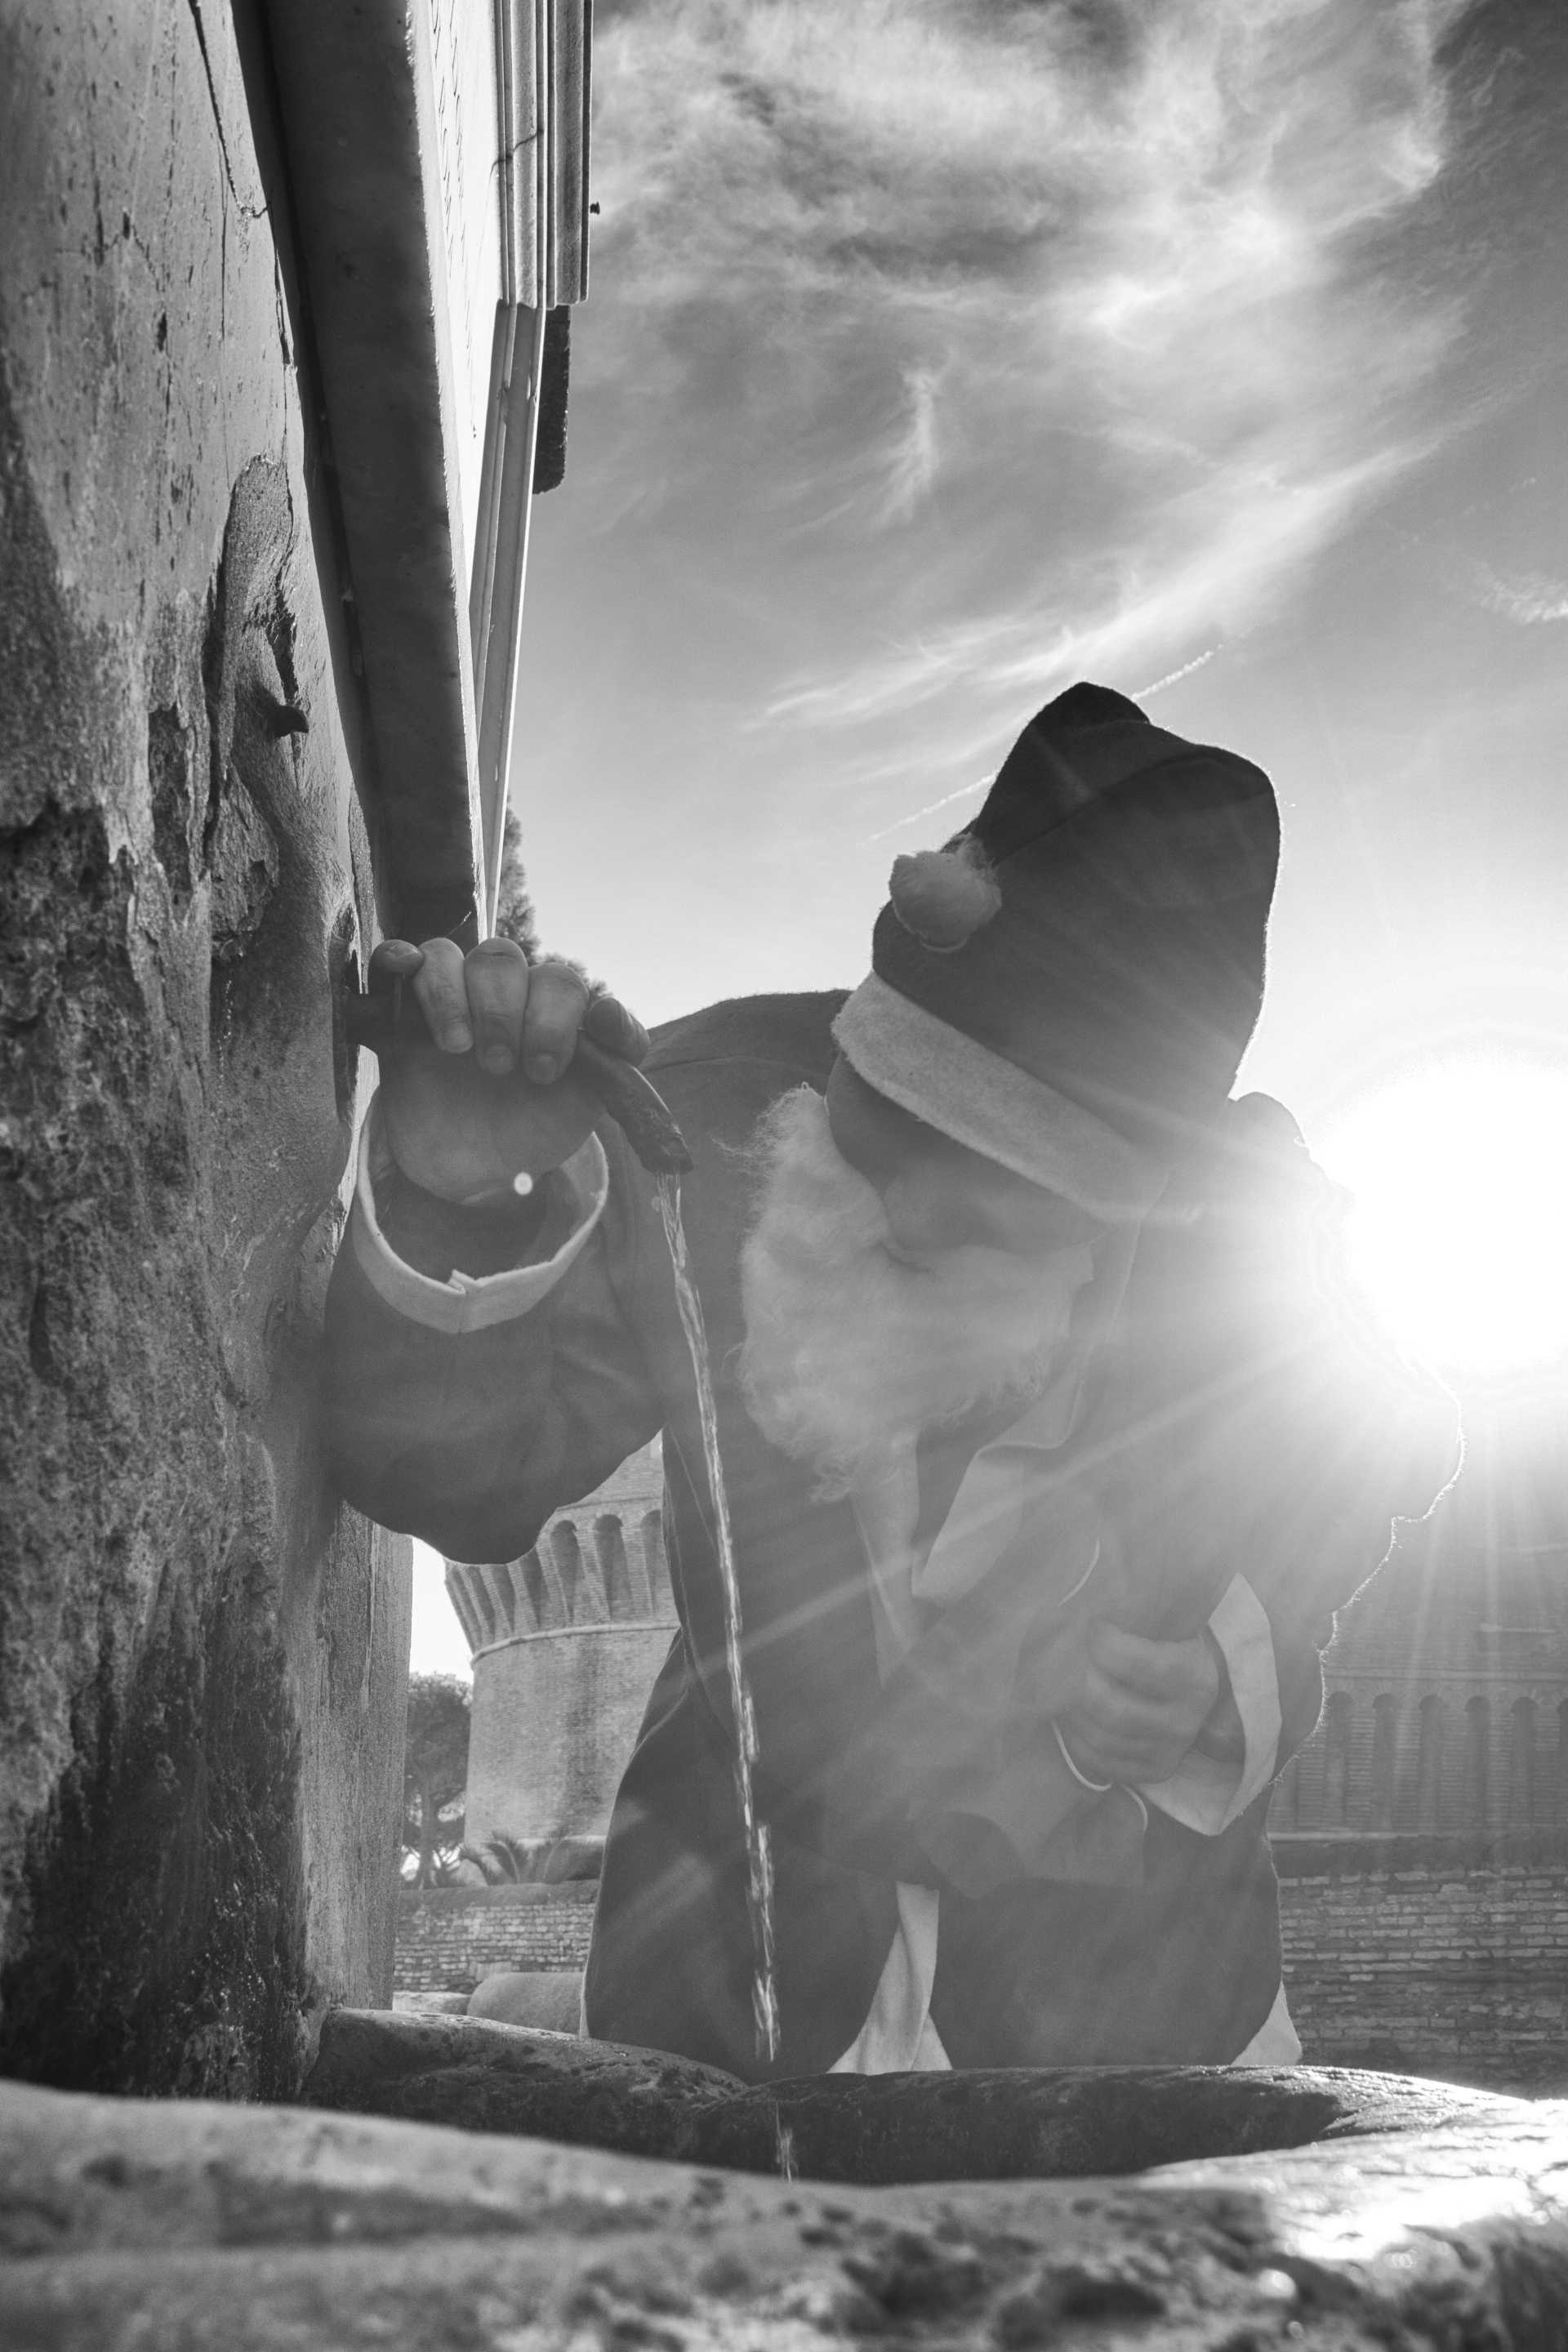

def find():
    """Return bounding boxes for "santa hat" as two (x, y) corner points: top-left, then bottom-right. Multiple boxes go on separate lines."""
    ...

(832, 683), (1280, 1219)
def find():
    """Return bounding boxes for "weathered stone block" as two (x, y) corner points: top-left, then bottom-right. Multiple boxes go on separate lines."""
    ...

(467, 1970), (585, 2034)
(4, 2078), (1568, 2348)
(304, 2009), (1537, 2189)
(687, 2062), (1535, 2183)
(302, 2007), (744, 2162)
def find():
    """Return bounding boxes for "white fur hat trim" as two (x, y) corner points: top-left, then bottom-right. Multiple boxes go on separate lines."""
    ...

(832, 974), (1165, 1221)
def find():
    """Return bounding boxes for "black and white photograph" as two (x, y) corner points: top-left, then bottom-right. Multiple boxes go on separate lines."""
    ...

(2, 2), (1566, 2342)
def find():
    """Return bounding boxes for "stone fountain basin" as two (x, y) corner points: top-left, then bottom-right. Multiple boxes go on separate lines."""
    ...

(302, 2007), (1533, 2183)
(5, 2063), (1567, 2350)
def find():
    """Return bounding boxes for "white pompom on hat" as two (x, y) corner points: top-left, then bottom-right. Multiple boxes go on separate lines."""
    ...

(887, 839), (1003, 954)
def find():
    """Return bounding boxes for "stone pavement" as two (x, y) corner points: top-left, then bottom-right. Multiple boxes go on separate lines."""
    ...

(4, 2060), (1567, 2347)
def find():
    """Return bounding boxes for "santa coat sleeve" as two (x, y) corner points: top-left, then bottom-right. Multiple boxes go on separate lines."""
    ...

(323, 1094), (664, 1562)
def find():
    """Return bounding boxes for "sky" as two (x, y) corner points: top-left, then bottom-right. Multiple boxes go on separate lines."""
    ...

(510, 0), (1567, 1127)
(415, 0), (1568, 1677)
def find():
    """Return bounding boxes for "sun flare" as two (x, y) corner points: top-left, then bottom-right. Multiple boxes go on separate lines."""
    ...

(1316, 1049), (1568, 1386)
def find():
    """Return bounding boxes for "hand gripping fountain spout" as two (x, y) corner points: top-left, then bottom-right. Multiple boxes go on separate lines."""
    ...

(342, 982), (694, 1177)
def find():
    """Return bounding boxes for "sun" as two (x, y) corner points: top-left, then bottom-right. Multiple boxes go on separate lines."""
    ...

(1315, 1048), (1568, 1388)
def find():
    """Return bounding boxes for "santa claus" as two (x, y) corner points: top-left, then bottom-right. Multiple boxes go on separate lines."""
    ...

(327, 683), (1457, 2078)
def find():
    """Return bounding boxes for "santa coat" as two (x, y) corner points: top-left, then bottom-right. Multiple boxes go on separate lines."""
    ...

(326, 990), (1459, 2081)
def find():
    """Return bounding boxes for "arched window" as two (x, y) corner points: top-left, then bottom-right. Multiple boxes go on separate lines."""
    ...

(464, 1561), (498, 1646)
(1370, 1693), (1396, 1830)
(545, 1519), (583, 1627)
(594, 1514), (635, 1620)
(1268, 1754), (1301, 1835)
(1323, 1690), (1352, 1829)
(1508, 1698), (1537, 1827)
(642, 1509), (674, 1615)
(1463, 1695), (1490, 1831)
(479, 1560), (517, 1642)
(516, 1545), (550, 1633)
(1415, 1695), (1444, 1832)
(443, 1562), (488, 1654)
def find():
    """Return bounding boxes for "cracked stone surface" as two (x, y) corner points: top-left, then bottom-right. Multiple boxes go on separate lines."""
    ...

(685, 2059), (1536, 2183)
(304, 2008), (746, 2161)
(303, 2007), (1535, 2181)
(2, 2078), (1566, 2348)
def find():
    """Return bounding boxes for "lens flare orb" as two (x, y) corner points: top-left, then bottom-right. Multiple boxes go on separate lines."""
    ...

(1316, 1050), (1568, 1386)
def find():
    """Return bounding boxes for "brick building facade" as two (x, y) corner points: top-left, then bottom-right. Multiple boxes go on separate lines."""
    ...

(1267, 1410), (1568, 2090)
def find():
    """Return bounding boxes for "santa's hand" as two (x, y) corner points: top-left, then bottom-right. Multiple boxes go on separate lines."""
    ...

(368, 938), (648, 1206)
(1059, 1623), (1222, 1787)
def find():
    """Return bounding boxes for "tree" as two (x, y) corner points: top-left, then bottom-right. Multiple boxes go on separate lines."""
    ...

(494, 810), (539, 956)
(493, 809), (599, 994)
(402, 1674), (472, 1888)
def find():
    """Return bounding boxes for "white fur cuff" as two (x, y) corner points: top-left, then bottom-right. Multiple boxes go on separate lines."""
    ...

(349, 1094), (609, 1334)
(1138, 1575), (1281, 1835)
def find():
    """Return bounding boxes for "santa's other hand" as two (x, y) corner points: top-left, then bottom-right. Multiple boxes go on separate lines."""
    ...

(1060, 1624), (1222, 1785)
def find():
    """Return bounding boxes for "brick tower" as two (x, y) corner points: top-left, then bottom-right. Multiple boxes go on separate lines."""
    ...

(443, 1443), (676, 1857)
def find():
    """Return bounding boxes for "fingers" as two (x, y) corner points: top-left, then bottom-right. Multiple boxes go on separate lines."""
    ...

(582, 988), (650, 1066)
(1079, 1664), (1187, 1753)
(1087, 1623), (1201, 1700)
(377, 936), (635, 1083)
(1062, 1706), (1178, 1786)
(1064, 1635), (1220, 1782)
(410, 938), (474, 1054)
(519, 958), (591, 1085)
(465, 937), (530, 1073)
(368, 938), (425, 989)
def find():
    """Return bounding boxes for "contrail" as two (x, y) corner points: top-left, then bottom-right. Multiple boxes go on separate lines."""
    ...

(866, 775), (993, 844)
(866, 645), (1222, 843)
(1134, 647), (1219, 699)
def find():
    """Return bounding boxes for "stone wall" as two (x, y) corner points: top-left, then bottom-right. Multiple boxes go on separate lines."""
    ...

(1279, 1835), (1568, 2094)
(394, 1884), (596, 1993)
(395, 1847), (1568, 2097)
(0, 0), (409, 2096)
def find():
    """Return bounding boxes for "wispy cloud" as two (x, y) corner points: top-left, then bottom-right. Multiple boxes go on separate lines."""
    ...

(581, 0), (1473, 806)
(872, 364), (941, 528)
(1472, 564), (1568, 626)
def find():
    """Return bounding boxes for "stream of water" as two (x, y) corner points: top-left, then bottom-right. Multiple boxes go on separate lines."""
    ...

(655, 1175), (782, 2071)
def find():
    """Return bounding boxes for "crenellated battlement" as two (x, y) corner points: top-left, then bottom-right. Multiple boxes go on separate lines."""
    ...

(444, 1444), (674, 1650)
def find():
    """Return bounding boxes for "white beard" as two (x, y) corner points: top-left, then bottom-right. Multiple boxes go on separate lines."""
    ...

(737, 1086), (1097, 1499)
